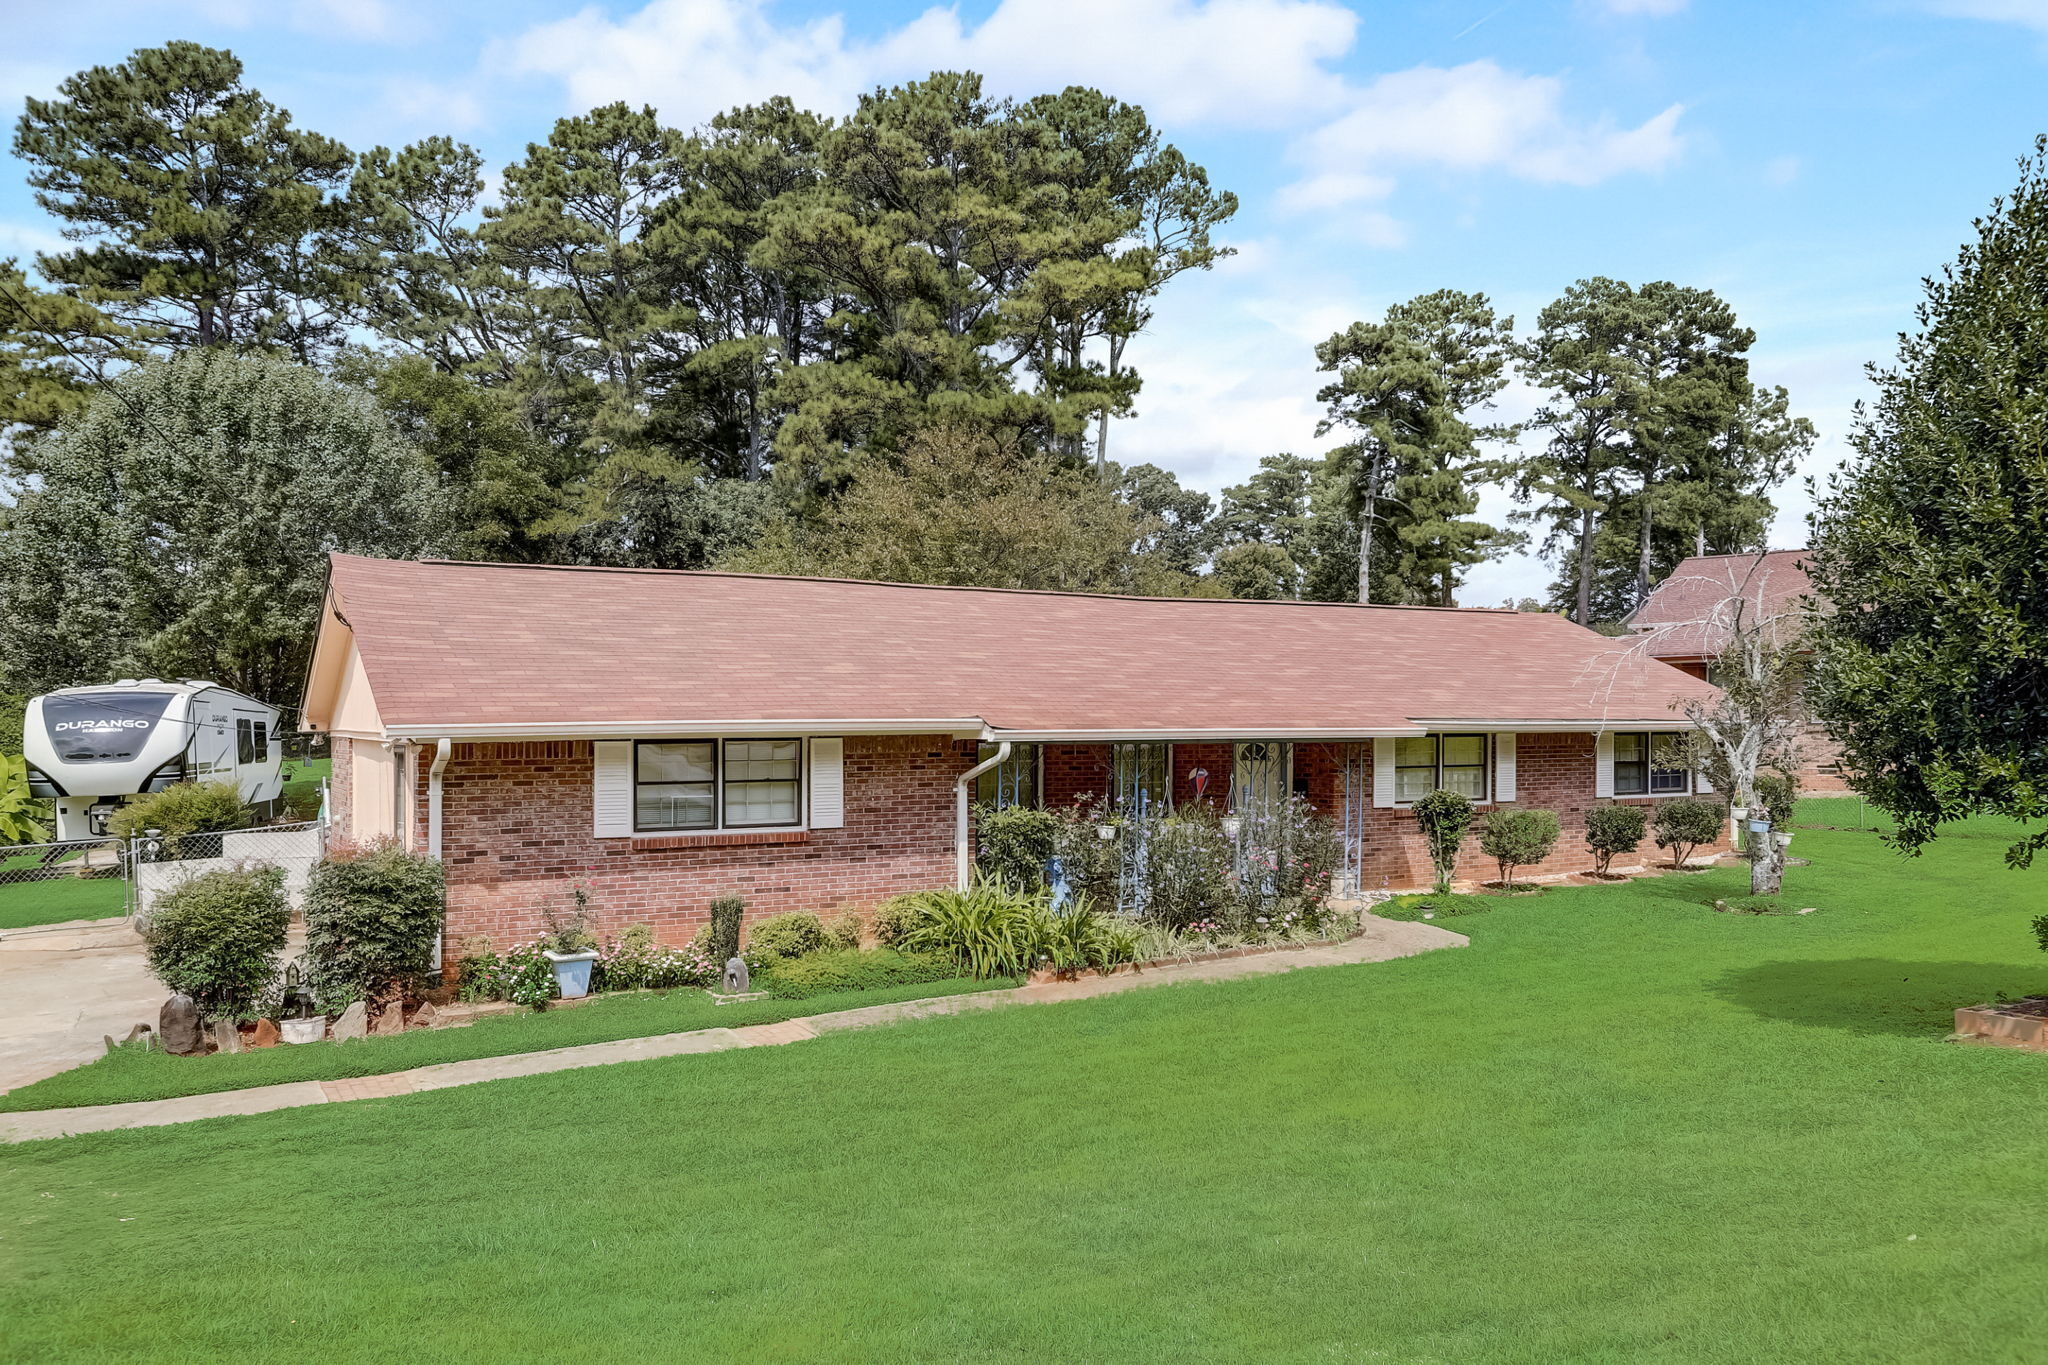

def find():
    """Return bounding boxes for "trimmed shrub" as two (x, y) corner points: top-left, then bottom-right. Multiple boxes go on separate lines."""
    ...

(872, 894), (921, 948)
(142, 864), (290, 1021)
(109, 781), (252, 854)
(1478, 808), (1561, 889)
(303, 843), (444, 1010)
(1584, 804), (1649, 876)
(762, 948), (976, 999)
(706, 895), (744, 963)
(974, 804), (1060, 891)
(748, 910), (828, 961)
(826, 912), (864, 952)
(1654, 798), (1725, 869)
(1413, 789), (1476, 893)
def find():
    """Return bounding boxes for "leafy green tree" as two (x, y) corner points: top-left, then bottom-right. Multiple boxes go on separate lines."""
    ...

(0, 350), (442, 703)
(1806, 138), (2048, 868)
(1209, 541), (1297, 599)
(1514, 278), (1809, 624)
(1314, 290), (1518, 605)
(1115, 462), (1216, 576)
(1215, 452), (1361, 603)
(730, 423), (1178, 593)
(0, 261), (141, 440)
(12, 42), (353, 359)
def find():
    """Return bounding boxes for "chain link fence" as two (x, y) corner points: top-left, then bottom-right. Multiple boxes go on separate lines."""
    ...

(0, 821), (327, 930)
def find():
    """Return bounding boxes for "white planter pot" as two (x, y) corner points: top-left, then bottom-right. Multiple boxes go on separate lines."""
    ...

(543, 948), (600, 999)
(1220, 816), (1242, 841)
(1773, 832), (1794, 850)
(280, 1016), (324, 1045)
(1095, 824), (1118, 840)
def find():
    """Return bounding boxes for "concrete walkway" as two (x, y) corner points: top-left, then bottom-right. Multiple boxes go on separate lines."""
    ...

(0, 915), (1464, 1144)
(0, 916), (160, 1095)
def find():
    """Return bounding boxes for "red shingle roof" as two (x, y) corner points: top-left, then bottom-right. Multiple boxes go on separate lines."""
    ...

(323, 555), (1720, 736)
(1627, 550), (1817, 660)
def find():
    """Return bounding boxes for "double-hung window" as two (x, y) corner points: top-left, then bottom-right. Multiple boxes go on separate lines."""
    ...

(1395, 734), (1490, 803)
(1613, 732), (1690, 795)
(635, 739), (802, 832)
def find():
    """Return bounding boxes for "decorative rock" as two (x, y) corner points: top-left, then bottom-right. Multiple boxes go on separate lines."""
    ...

(250, 1018), (282, 1048)
(723, 955), (751, 995)
(331, 1000), (369, 1042)
(370, 1002), (406, 1036)
(121, 1022), (153, 1048)
(160, 993), (202, 1055)
(408, 1001), (440, 1030)
(211, 1017), (242, 1055)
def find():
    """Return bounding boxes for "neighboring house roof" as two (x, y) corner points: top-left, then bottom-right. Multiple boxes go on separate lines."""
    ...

(307, 554), (1721, 740)
(1626, 550), (1818, 661)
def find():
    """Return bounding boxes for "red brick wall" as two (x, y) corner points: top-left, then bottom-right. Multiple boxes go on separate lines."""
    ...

(1042, 744), (1114, 811)
(1794, 723), (1853, 794)
(1352, 732), (1730, 891)
(422, 735), (975, 953)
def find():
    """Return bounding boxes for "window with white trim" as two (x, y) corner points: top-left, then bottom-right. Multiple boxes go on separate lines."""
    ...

(1395, 734), (1490, 803)
(634, 739), (802, 832)
(1613, 732), (1691, 795)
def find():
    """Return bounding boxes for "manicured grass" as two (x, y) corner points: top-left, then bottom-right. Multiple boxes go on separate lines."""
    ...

(280, 756), (330, 818)
(7, 826), (2048, 1362)
(0, 854), (125, 929)
(0, 976), (1015, 1112)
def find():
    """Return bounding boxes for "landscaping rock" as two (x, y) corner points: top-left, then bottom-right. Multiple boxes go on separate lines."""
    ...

(211, 1018), (241, 1055)
(250, 1018), (282, 1048)
(408, 1001), (440, 1030)
(369, 1002), (405, 1037)
(160, 994), (202, 1055)
(331, 1001), (368, 1042)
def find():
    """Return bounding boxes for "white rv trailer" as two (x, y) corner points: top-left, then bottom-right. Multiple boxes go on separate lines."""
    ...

(22, 680), (286, 842)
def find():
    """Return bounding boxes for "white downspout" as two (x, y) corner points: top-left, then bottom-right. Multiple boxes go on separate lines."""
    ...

(428, 738), (452, 971)
(955, 741), (1011, 891)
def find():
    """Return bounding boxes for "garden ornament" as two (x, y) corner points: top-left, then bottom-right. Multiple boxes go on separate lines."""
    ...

(723, 955), (750, 995)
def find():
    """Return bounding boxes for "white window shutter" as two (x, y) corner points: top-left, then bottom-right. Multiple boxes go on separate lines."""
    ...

(1594, 732), (1616, 799)
(1494, 733), (1517, 803)
(1694, 754), (1715, 794)
(593, 741), (633, 838)
(1372, 737), (1397, 808)
(809, 737), (845, 828)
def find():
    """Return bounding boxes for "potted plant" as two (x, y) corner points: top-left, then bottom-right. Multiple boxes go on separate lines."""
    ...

(539, 887), (601, 1000)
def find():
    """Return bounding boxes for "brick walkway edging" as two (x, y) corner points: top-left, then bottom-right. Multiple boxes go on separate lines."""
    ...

(1, 915), (1466, 1144)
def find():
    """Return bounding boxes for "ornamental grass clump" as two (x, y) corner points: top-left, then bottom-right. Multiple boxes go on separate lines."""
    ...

(1412, 790), (1477, 894)
(141, 864), (290, 1022)
(1584, 804), (1648, 877)
(1478, 808), (1561, 891)
(892, 879), (1048, 979)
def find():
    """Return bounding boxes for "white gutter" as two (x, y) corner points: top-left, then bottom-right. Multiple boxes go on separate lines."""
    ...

(982, 726), (1423, 742)
(954, 741), (1011, 892)
(426, 737), (452, 973)
(384, 718), (987, 742)
(427, 737), (453, 858)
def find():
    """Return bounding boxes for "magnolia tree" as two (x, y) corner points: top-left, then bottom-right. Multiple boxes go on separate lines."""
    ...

(1624, 555), (1812, 895)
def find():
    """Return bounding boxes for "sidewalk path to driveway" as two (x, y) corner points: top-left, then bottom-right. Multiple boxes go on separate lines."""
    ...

(1, 915), (1465, 1144)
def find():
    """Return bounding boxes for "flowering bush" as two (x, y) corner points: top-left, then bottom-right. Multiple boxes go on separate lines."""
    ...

(595, 924), (719, 991)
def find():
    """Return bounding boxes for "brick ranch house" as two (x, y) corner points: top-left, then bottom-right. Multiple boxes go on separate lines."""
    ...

(1625, 548), (1850, 793)
(302, 554), (1730, 952)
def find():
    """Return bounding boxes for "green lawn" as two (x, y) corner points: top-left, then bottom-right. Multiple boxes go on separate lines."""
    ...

(6, 825), (2048, 1362)
(0, 975), (1015, 1112)
(0, 851), (125, 930)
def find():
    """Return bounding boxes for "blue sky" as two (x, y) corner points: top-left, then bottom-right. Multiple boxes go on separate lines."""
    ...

(6, 0), (2046, 603)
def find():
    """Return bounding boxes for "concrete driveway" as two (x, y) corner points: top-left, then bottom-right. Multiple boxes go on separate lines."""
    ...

(0, 916), (163, 1095)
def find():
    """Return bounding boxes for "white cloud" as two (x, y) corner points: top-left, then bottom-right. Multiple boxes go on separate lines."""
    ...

(1923, 0), (2048, 32)
(293, 0), (404, 41)
(0, 221), (67, 262)
(495, 0), (1359, 131)
(1281, 60), (1684, 211)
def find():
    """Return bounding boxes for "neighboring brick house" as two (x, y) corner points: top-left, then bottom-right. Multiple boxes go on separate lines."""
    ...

(1624, 549), (1850, 793)
(302, 554), (1731, 954)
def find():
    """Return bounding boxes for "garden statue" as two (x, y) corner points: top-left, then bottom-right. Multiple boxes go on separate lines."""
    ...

(159, 992), (200, 1055)
(723, 955), (750, 995)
